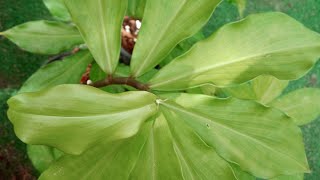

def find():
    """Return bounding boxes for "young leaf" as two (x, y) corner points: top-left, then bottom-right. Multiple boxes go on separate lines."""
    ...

(224, 75), (289, 104)
(64, 0), (127, 74)
(0, 21), (83, 54)
(160, 93), (309, 178)
(8, 85), (157, 155)
(19, 51), (92, 93)
(270, 88), (320, 126)
(43, 0), (71, 21)
(39, 114), (237, 180)
(149, 12), (320, 91)
(130, 0), (222, 77)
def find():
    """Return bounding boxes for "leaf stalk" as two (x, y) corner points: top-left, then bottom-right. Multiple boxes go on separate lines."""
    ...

(91, 76), (150, 91)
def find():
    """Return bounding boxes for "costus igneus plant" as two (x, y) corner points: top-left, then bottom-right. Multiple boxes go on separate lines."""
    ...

(1, 0), (320, 179)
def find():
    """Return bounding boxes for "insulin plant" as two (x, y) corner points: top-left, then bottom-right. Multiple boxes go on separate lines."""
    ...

(1, 0), (320, 179)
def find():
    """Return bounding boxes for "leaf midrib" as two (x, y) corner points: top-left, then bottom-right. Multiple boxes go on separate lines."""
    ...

(150, 44), (320, 88)
(133, 0), (187, 77)
(98, 0), (112, 74)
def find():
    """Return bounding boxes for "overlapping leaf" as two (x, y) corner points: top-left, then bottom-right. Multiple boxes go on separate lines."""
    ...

(43, 0), (71, 21)
(64, 0), (127, 74)
(10, 90), (310, 179)
(149, 12), (320, 91)
(270, 88), (320, 125)
(0, 21), (83, 54)
(39, 113), (237, 180)
(19, 51), (92, 93)
(8, 85), (157, 155)
(160, 93), (309, 178)
(224, 75), (289, 104)
(130, 0), (222, 77)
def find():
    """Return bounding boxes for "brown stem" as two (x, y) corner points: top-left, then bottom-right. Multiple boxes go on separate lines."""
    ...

(91, 76), (150, 91)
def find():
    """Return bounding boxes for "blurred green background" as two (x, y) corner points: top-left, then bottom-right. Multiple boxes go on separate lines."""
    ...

(0, 0), (319, 179)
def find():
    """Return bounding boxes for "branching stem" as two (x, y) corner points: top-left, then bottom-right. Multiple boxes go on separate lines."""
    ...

(91, 76), (150, 91)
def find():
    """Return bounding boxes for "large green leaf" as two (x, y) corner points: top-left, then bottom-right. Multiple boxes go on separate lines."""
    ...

(43, 0), (71, 21)
(130, 0), (222, 77)
(39, 113), (237, 180)
(160, 93), (309, 178)
(19, 51), (92, 93)
(224, 75), (289, 104)
(270, 88), (320, 126)
(149, 12), (320, 91)
(8, 85), (157, 155)
(64, 0), (127, 74)
(0, 21), (83, 54)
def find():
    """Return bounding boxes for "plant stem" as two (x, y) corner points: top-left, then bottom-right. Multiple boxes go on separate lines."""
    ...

(91, 76), (150, 91)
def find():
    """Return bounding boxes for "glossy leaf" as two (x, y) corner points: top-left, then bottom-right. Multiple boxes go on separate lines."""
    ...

(1, 21), (83, 54)
(40, 113), (237, 180)
(130, 0), (222, 77)
(19, 51), (92, 93)
(8, 85), (157, 155)
(149, 12), (320, 91)
(43, 0), (71, 21)
(160, 93), (309, 178)
(271, 88), (320, 125)
(64, 0), (127, 74)
(27, 145), (63, 172)
(224, 75), (289, 104)
(127, 0), (146, 19)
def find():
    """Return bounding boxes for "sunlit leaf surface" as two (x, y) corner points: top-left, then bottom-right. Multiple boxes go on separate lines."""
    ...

(149, 13), (320, 91)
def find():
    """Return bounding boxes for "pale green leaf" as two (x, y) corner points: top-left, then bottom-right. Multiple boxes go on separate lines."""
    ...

(270, 88), (320, 126)
(19, 51), (92, 93)
(43, 0), (71, 21)
(271, 174), (304, 180)
(27, 145), (63, 172)
(130, 0), (222, 77)
(224, 75), (289, 104)
(39, 113), (236, 180)
(8, 85), (157, 155)
(160, 93), (309, 178)
(127, 0), (146, 19)
(149, 12), (320, 91)
(64, 0), (127, 74)
(1, 21), (83, 54)
(252, 76), (289, 104)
